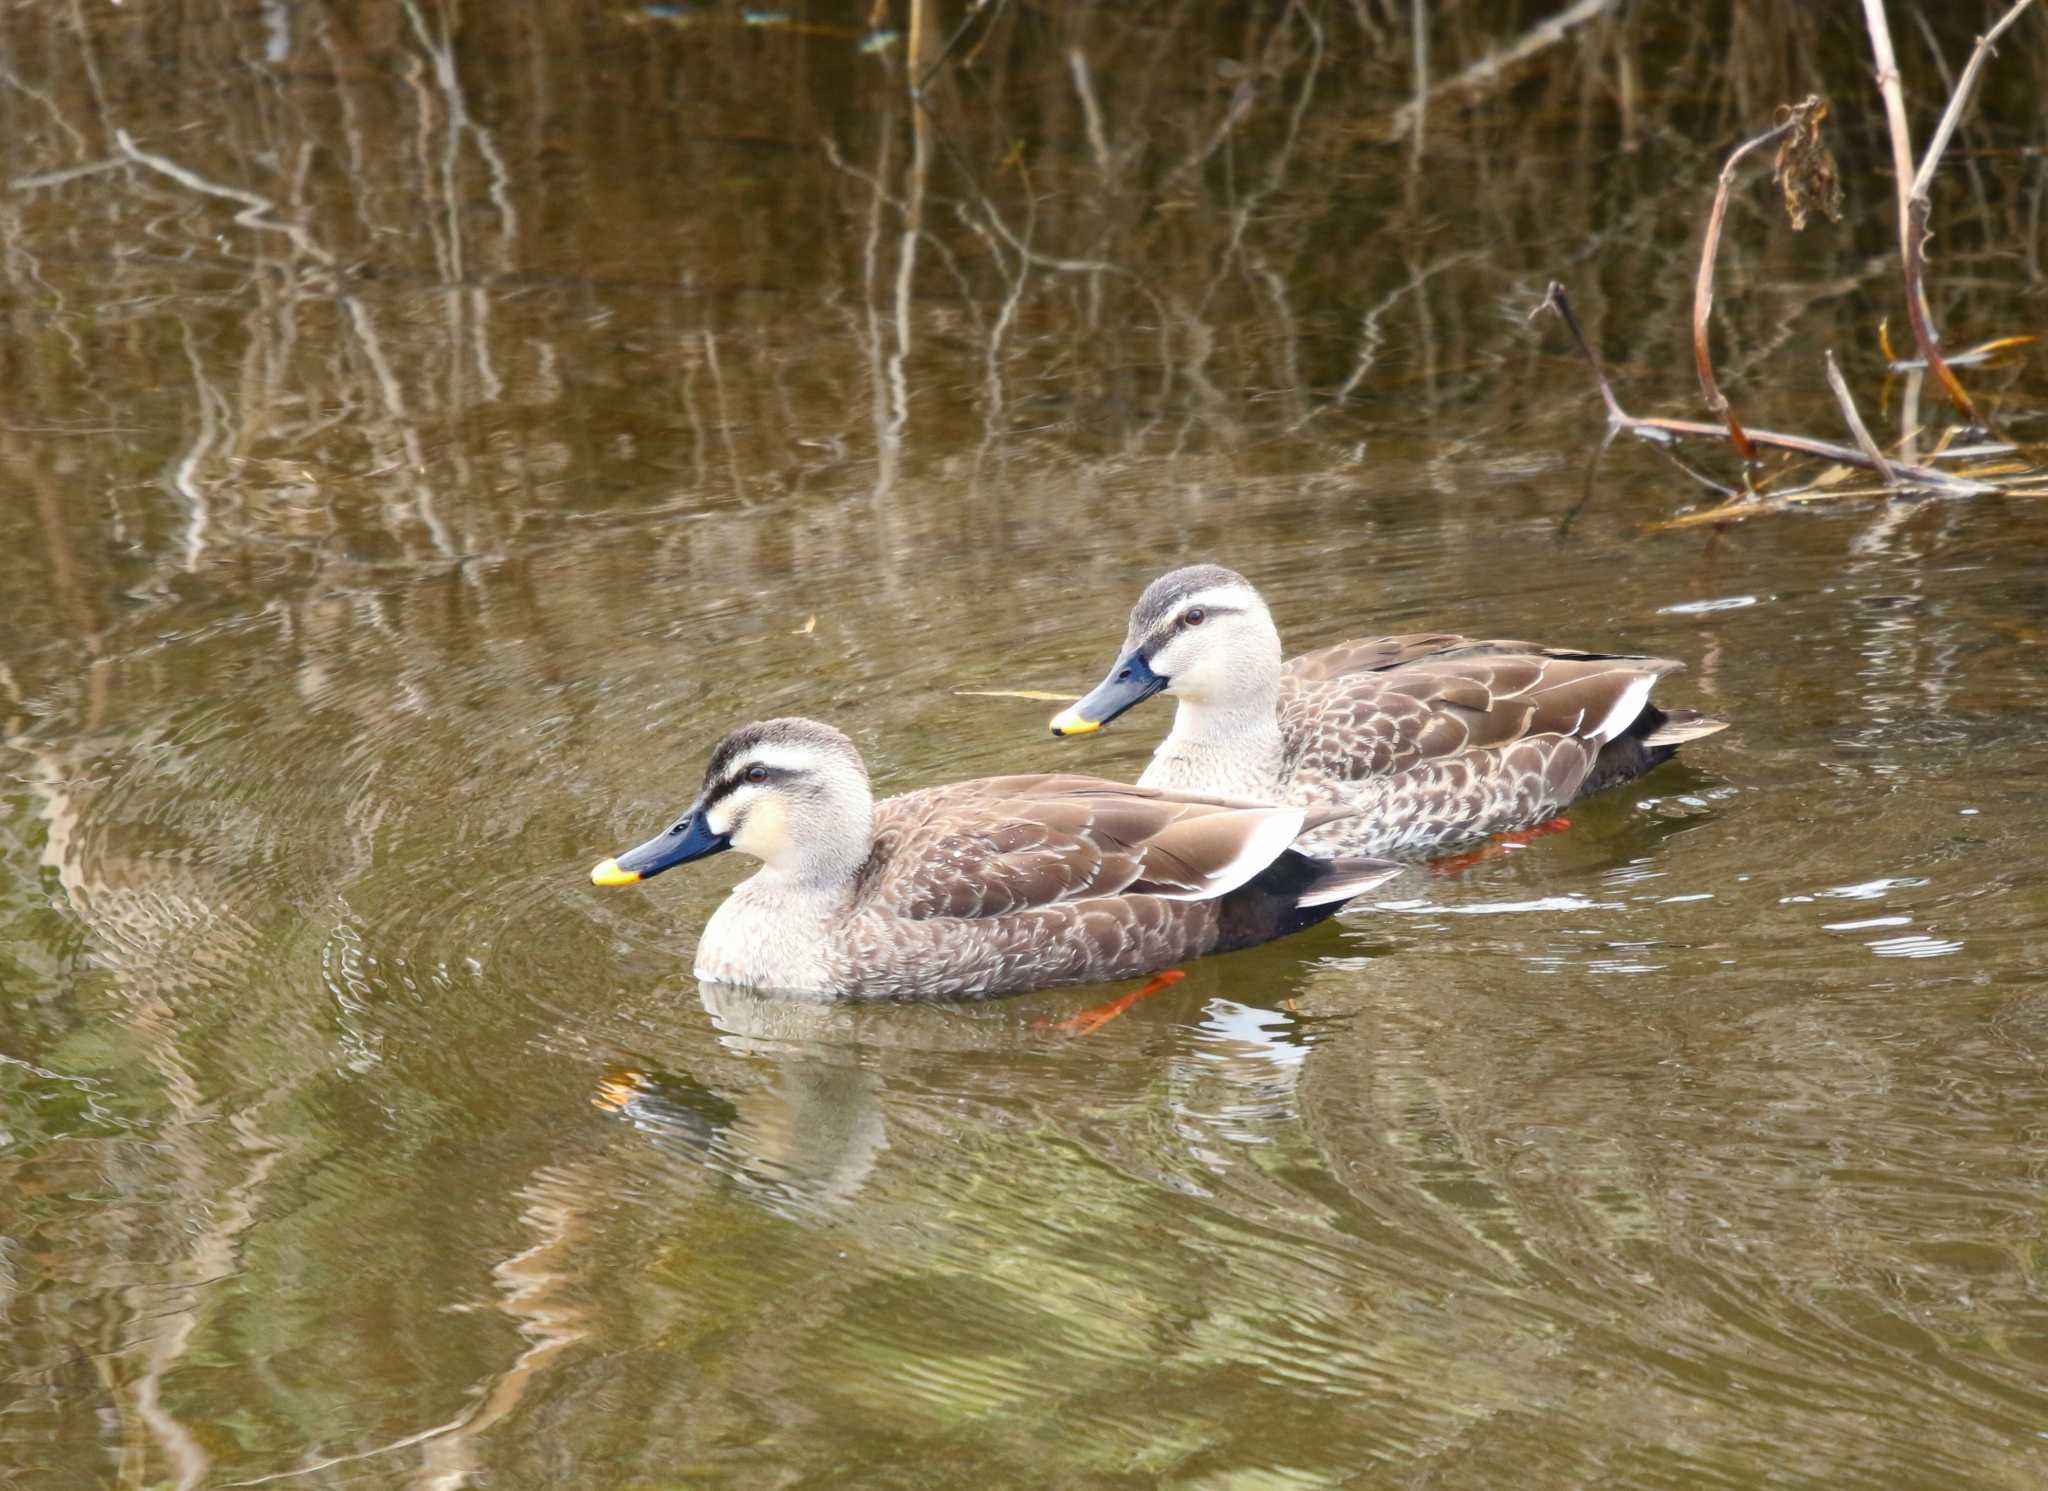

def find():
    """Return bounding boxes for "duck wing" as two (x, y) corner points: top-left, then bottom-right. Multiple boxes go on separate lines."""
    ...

(1283, 639), (1688, 781)
(1281, 632), (1502, 682)
(861, 775), (1340, 920)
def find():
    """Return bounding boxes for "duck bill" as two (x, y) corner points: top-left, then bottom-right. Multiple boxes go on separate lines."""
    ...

(590, 805), (731, 886)
(1049, 651), (1167, 737)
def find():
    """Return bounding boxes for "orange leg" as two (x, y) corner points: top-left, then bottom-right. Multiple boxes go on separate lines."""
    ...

(1427, 816), (1572, 877)
(1037, 969), (1187, 1035)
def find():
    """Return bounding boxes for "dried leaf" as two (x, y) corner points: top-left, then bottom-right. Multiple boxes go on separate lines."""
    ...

(1773, 96), (1842, 232)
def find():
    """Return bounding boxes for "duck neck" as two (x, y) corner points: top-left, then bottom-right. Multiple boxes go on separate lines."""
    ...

(1144, 628), (1286, 796)
(759, 781), (874, 905)
(698, 804), (870, 992)
(696, 782), (872, 991)
(1148, 699), (1287, 796)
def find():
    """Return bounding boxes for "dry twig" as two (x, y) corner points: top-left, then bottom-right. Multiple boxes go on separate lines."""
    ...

(1861, 0), (2041, 424)
(1692, 98), (1838, 463)
(1535, 283), (1992, 496)
(1823, 349), (1899, 488)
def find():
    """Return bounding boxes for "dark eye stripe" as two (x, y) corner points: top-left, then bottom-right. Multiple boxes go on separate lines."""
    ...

(705, 762), (793, 806)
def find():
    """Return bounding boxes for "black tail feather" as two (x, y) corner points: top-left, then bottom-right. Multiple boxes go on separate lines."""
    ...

(1582, 702), (1729, 797)
(1216, 850), (1403, 948)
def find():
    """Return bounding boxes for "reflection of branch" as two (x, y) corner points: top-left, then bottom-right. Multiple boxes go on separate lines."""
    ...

(414, 1169), (592, 1491)
(702, 331), (744, 500)
(1067, 49), (1112, 174)
(1386, 0), (1622, 141)
(1302, 250), (1480, 430)
(171, 319), (226, 570)
(0, 62), (90, 158)
(1407, 0), (1427, 164)
(957, 203), (1030, 445)
(227, 1169), (589, 1490)
(113, 130), (334, 266)
(913, 0), (1003, 96)
(1199, 0), (1323, 315)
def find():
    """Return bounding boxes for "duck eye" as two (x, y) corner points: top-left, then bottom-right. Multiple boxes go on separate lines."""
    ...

(1183, 607), (1206, 627)
(743, 765), (769, 785)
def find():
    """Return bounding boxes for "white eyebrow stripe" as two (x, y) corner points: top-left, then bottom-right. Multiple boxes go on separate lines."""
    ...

(731, 743), (825, 776)
(1173, 587), (1253, 614)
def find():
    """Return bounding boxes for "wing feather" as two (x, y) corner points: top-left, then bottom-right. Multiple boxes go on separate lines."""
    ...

(864, 776), (1309, 921)
(1282, 637), (1685, 784)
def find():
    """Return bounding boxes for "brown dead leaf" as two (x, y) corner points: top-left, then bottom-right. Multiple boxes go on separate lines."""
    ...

(1773, 96), (1842, 232)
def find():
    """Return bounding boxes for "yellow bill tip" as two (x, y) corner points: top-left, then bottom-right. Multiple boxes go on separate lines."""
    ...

(1049, 708), (1101, 737)
(589, 857), (641, 887)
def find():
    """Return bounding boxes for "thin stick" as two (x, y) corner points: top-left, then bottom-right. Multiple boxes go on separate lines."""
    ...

(1908, 0), (2041, 203)
(1531, 281), (1628, 424)
(1693, 117), (1801, 461)
(1861, 0), (1918, 260)
(1824, 349), (1899, 487)
(1859, 0), (2037, 424)
(1902, 0), (2039, 423)
(1897, 193), (1979, 421)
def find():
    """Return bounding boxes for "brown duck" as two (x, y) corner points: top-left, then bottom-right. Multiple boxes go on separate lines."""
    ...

(589, 717), (1400, 998)
(1049, 564), (1728, 858)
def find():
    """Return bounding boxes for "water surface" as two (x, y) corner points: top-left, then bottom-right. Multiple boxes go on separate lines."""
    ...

(4, 4), (2047, 1488)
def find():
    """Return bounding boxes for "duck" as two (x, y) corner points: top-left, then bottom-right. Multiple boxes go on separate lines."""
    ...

(588, 717), (1401, 999)
(1047, 564), (1727, 858)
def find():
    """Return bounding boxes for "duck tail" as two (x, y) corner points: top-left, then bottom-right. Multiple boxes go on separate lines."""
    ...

(1294, 856), (1404, 909)
(1218, 851), (1403, 950)
(1581, 702), (1730, 796)
(1640, 708), (1730, 747)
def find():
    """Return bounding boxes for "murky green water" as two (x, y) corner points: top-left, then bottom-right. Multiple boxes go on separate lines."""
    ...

(5, 3), (2047, 1487)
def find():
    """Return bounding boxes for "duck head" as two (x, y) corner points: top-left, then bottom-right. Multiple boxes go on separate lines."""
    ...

(1050, 564), (1282, 736)
(592, 717), (875, 889)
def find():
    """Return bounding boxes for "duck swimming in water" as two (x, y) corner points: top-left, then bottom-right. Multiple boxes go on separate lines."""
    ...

(590, 717), (1401, 999)
(1049, 565), (1727, 858)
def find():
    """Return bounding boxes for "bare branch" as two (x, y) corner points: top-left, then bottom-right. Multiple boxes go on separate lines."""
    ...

(1536, 282), (1992, 495)
(1824, 349), (1899, 488)
(1693, 113), (1804, 462)
(1909, 0), (2042, 202)
(1859, 0), (2037, 423)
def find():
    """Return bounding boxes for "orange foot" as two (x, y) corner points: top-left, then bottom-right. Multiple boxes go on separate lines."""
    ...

(1038, 969), (1188, 1035)
(1427, 816), (1572, 877)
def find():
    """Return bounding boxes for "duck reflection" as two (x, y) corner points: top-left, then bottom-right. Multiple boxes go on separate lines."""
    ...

(591, 984), (891, 1219)
(593, 938), (1391, 1225)
(1177, 995), (1316, 1140)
